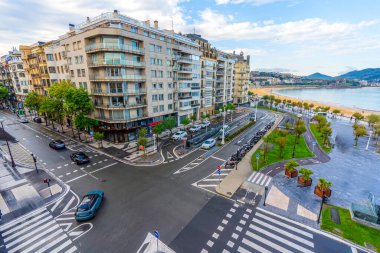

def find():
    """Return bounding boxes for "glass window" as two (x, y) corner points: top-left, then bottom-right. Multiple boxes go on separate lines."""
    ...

(168, 94), (173, 100)
(152, 94), (157, 101)
(158, 94), (164, 100)
(79, 55), (84, 64)
(131, 26), (138, 33)
(150, 58), (156, 65)
(70, 70), (74, 77)
(166, 60), (171, 66)
(81, 69), (86, 77)
(152, 83), (157, 89)
(143, 31), (148, 36)
(160, 36), (165, 41)
(150, 33), (156, 39)
(153, 106), (158, 113)
(157, 59), (162, 66)
(149, 44), (155, 52)
(151, 70), (156, 77)
(168, 104), (173, 110)
(166, 48), (171, 55)
(158, 83), (163, 89)
(46, 54), (54, 61)
(77, 69), (81, 77)
(156, 45), (162, 53)
(159, 105), (164, 112)
(75, 56), (79, 64)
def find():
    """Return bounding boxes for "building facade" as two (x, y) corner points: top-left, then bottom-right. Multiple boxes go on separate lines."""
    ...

(6, 48), (30, 101)
(56, 11), (201, 142)
(232, 51), (250, 104)
(215, 51), (235, 110)
(44, 41), (70, 85)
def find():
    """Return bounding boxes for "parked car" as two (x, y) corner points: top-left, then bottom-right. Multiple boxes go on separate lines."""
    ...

(49, 140), (66, 150)
(200, 121), (211, 128)
(189, 125), (202, 132)
(18, 117), (29, 123)
(70, 152), (90, 165)
(218, 125), (231, 140)
(75, 190), (104, 221)
(201, 138), (216, 149)
(171, 131), (187, 140)
(158, 129), (171, 138)
(33, 117), (42, 123)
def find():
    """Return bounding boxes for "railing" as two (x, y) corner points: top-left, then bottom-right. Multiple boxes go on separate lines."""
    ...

(178, 57), (192, 62)
(94, 113), (148, 122)
(88, 59), (145, 67)
(178, 67), (192, 72)
(85, 43), (145, 54)
(216, 71), (224, 75)
(95, 102), (147, 109)
(89, 74), (145, 81)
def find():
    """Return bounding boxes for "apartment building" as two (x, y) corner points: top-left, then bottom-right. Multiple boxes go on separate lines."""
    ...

(5, 48), (30, 100)
(56, 10), (201, 142)
(0, 56), (16, 106)
(44, 41), (70, 85)
(215, 51), (235, 110)
(19, 41), (52, 95)
(186, 34), (217, 116)
(232, 51), (250, 104)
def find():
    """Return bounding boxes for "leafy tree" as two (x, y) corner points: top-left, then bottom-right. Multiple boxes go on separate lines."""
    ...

(0, 86), (9, 101)
(299, 168), (313, 181)
(24, 92), (43, 116)
(366, 114), (380, 129)
(332, 109), (341, 118)
(276, 136), (287, 158)
(74, 114), (98, 141)
(262, 95), (270, 106)
(162, 116), (177, 133)
(312, 115), (327, 131)
(190, 114), (197, 124)
(353, 124), (367, 146)
(352, 112), (364, 123)
(138, 127), (148, 138)
(321, 122), (332, 146)
(268, 95), (275, 109)
(153, 124), (165, 148)
(93, 132), (104, 148)
(247, 91), (254, 96)
(292, 119), (306, 158)
(284, 123), (292, 133)
(284, 160), (299, 172)
(181, 116), (191, 129)
(373, 123), (380, 145)
(137, 137), (148, 156)
(317, 178), (333, 192)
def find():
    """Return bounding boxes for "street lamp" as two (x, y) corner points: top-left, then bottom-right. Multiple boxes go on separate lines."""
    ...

(263, 186), (268, 206)
(317, 194), (326, 224)
(365, 130), (373, 151)
(254, 95), (259, 121)
(0, 118), (15, 168)
(31, 153), (38, 173)
(221, 107), (226, 145)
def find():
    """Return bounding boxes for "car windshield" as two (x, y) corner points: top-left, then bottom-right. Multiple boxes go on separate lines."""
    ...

(205, 140), (213, 144)
(76, 153), (86, 159)
(55, 140), (63, 144)
(77, 194), (96, 212)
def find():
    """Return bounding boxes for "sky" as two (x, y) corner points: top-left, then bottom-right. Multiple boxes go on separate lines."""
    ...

(1, 0), (379, 76)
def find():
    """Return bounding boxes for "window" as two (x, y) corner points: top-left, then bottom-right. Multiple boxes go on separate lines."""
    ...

(158, 94), (164, 101)
(68, 57), (72, 65)
(143, 31), (148, 36)
(58, 53), (62, 61)
(168, 94), (173, 100)
(79, 55), (84, 64)
(159, 105), (164, 112)
(77, 69), (81, 77)
(48, 67), (56, 73)
(168, 104), (173, 110)
(150, 33), (156, 39)
(152, 94), (157, 101)
(57, 67), (60, 73)
(150, 58), (156, 65)
(168, 83), (172, 89)
(151, 70), (156, 77)
(158, 83), (163, 89)
(75, 56), (79, 64)
(131, 26), (138, 33)
(73, 42), (77, 51)
(46, 54), (54, 61)
(152, 83), (157, 89)
(83, 82), (87, 90)
(81, 69), (86, 77)
(160, 36), (165, 41)
(70, 70), (74, 77)
(77, 41), (82, 49)
(153, 106), (158, 113)
(157, 45), (162, 53)
(167, 71), (172, 78)
(157, 71), (163, 78)
(157, 59), (162, 66)
(149, 44), (155, 52)
(166, 60), (171, 66)
(166, 48), (171, 55)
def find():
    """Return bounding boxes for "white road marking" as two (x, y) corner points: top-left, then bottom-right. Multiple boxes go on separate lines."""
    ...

(61, 196), (76, 214)
(211, 156), (226, 162)
(246, 230), (292, 253)
(241, 238), (271, 253)
(50, 197), (63, 212)
(212, 233), (219, 239)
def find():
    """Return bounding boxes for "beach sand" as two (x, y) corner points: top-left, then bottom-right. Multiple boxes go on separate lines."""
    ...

(250, 86), (380, 117)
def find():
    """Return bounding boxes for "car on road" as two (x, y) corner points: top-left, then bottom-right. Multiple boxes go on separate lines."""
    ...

(75, 190), (104, 221)
(18, 117), (29, 123)
(49, 140), (66, 150)
(158, 129), (171, 138)
(70, 152), (90, 165)
(218, 125), (231, 140)
(33, 117), (42, 123)
(200, 121), (211, 128)
(171, 131), (187, 140)
(201, 138), (216, 149)
(189, 125), (202, 132)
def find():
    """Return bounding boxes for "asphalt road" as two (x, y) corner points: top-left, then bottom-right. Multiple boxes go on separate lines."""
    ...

(0, 109), (366, 253)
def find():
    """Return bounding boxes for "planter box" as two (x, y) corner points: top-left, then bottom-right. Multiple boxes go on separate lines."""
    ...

(298, 176), (312, 187)
(314, 185), (332, 198)
(285, 169), (298, 178)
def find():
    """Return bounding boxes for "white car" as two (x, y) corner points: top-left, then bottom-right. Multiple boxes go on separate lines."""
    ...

(200, 121), (211, 128)
(189, 125), (202, 132)
(201, 139), (216, 149)
(172, 131), (187, 140)
(18, 117), (29, 123)
(158, 129), (171, 138)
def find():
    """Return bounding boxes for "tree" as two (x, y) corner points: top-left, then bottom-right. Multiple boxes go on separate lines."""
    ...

(190, 114), (197, 124)
(137, 137), (148, 156)
(299, 168), (313, 181)
(247, 91), (254, 96)
(332, 109), (341, 118)
(276, 136), (287, 158)
(262, 95), (270, 106)
(321, 122), (332, 146)
(181, 116), (191, 129)
(268, 95), (275, 109)
(162, 116), (177, 133)
(24, 92), (43, 116)
(153, 124), (164, 148)
(353, 124), (367, 146)
(366, 114), (380, 129)
(317, 178), (333, 192)
(138, 127), (148, 138)
(74, 114), (98, 141)
(93, 132), (104, 148)
(352, 112), (364, 124)
(374, 123), (380, 145)
(284, 160), (299, 172)
(312, 115), (327, 131)
(292, 119), (306, 158)
(284, 123), (292, 133)
(0, 86), (9, 101)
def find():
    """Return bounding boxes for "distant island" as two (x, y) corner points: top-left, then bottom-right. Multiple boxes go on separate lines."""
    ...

(251, 68), (380, 87)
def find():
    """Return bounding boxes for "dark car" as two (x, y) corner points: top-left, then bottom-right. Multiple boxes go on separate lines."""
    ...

(75, 190), (104, 221)
(33, 117), (42, 123)
(70, 152), (90, 165)
(49, 140), (66, 150)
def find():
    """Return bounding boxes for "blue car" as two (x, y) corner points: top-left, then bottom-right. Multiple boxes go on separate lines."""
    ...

(75, 190), (104, 221)
(49, 140), (65, 150)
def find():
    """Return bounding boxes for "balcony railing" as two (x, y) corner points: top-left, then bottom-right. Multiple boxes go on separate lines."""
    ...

(95, 102), (147, 109)
(85, 43), (145, 54)
(94, 113), (148, 122)
(89, 74), (145, 82)
(88, 59), (145, 68)
(92, 88), (147, 95)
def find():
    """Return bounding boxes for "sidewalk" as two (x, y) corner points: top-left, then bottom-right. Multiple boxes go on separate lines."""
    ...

(216, 115), (284, 198)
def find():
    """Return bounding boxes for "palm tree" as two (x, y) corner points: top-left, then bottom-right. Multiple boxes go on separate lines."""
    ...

(284, 160), (299, 172)
(353, 124), (367, 146)
(299, 168), (313, 181)
(352, 112), (364, 124)
(276, 136), (287, 158)
(317, 178), (333, 192)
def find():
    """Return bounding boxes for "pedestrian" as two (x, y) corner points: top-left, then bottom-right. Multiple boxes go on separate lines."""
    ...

(0, 209), (2, 222)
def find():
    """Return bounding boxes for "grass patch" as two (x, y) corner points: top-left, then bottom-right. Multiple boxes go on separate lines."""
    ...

(310, 123), (332, 153)
(251, 130), (313, 171)
(321, 204), (380, 252)
(257, 105), (280, 112)
(225, 121), (255, 142)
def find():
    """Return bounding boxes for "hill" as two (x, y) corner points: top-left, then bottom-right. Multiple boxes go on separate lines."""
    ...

(306, 72), (334, 80)
(337, 68), (380, 81)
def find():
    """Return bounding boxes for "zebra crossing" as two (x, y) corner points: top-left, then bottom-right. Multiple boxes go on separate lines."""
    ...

(0, 208), (78, 253)
(47, 191), (79, 217)
(192, 167), (233, 194)
(247, 171), (272, 187)
(201, 204), (317, 253)
(63, 139), (96, 153)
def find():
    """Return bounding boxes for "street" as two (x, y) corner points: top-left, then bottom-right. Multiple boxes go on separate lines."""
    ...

(0, 109), (366, 253)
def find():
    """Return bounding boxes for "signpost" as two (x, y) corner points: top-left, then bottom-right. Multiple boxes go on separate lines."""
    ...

(153, 230), (159, 252)
(312, 141), (316, 153)
(217, 169), (221, 182)
(256, 153), (260, 170)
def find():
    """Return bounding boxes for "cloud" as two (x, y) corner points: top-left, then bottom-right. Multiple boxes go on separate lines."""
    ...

(255, 67), (294, 73)
(195, 9), (378, 43)
(0, 0), (187, 55)
(215, 0), (286, 5)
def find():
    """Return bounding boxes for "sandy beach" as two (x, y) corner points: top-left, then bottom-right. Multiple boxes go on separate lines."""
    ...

(250, 86), (380, 117)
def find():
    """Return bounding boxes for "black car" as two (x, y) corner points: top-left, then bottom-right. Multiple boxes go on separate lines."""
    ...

(49, 140), (66, 150)
(70, 152), (90, 165)
(33, 117), (42, 123)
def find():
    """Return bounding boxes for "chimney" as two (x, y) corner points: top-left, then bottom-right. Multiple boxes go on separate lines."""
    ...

(69, 24), (75, 31)
(113, 10), (119, 17)
(86, 17), (90, 23)
(154, 20), (158, 28)
(145, 20), (150, 27)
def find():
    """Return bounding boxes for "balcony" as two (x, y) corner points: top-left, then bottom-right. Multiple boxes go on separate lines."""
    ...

(176, 57), (192, 63)
(89, 74), (145, 82)
(88, 59), (145, 68)
(92, 88), (147, 96)
(218, 64), (225, 68)
(215, 92), (223, 97)
(216, 71), (224, 75)
(94, 101), (147, 110)
(94, 113), (149, 123)
(27, 53), (38, 59)
(173, 77), (192, 81)
(33, 84), (42, 88)
(178, 105), (191, 111)
(178, 67), (192, 73)
(85, 43), (144, 55)
(31, 74), (40, 78)
(178, 95), (192, 100)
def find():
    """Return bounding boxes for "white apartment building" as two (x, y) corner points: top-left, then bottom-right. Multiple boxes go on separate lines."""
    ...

(215, 51), (235, 110)
(44, 41), (71, 85)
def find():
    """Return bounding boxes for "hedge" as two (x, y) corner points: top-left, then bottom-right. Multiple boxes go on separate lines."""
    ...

(225, 121), (256, 142)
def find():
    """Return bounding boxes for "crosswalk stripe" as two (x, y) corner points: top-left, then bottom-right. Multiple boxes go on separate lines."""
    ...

(237, 246), (251, 253)
(65, 246), (78, 253)
(265, 177), (272, 186)
(61, 196), (76, 214)
(242, 238), (271, 253)
(256, 212), (313, 238)
(7, 225), (60, 253)
(257, 175), (267, 185)
(5, 220), (56, 245)
(251, 219), (314, 247)
(0, 208), (46, 231)
(251, 172), (260, 183)
(2, 211), (50, 236)
(16, 229), (63, 253)
(246, 230), (292, 253)
(248, 225), (314, 253)
(197, 184), (218, 188)
(247, 172), (255, 182)
(255, 174), (264, 184)
(34, 234), (68, 253)
(49, 240), (72, 253)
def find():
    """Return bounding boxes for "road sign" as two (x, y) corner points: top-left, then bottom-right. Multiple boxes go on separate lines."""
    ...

(217, 170), (221, 175)
(256, 153), (260, 159)
(154, 230), (160, 239)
